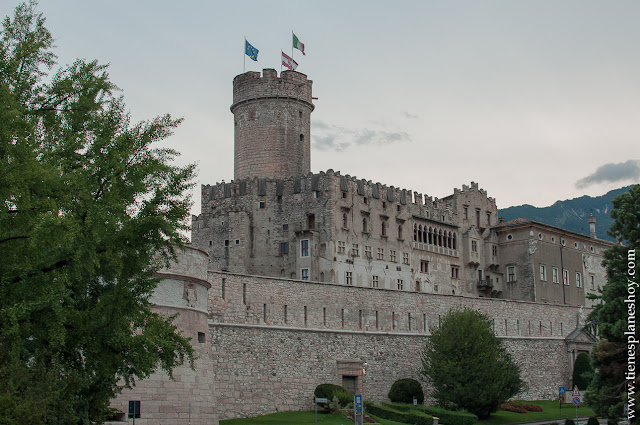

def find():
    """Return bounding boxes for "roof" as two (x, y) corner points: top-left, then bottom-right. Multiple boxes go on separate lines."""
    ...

(493, 218), (616, 246)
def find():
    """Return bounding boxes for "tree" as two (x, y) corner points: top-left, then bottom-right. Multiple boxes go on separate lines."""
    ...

(0, 2), (196, 423)
(586, 184), (640, 421)
(421, 308), (523, 419)
(572, 352), (594, 391)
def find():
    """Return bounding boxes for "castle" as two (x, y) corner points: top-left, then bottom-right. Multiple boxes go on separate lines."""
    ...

(109, 69), (613, 424)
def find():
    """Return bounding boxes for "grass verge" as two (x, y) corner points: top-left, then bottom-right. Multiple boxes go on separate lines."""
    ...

(480, 400), (595, 425)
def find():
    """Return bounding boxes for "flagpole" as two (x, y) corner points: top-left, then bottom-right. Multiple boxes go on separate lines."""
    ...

(243, 36), (246, 73)
(291, 30), (294, 63)
(280, 50), (282, 74)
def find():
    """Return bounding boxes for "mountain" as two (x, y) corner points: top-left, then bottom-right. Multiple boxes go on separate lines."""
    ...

(498, 185), (635, 242)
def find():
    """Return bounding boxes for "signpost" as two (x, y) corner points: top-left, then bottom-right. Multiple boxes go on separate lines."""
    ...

(559, 386), (566, 411)
(571, 386), (581, 424)
(315, 397), (328, 425)
(354, 394), (363, 425)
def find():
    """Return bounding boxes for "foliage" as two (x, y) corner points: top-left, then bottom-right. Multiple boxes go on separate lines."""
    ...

(327, 396), (341, 414)
(587, 417), (600, 425)
(421, 307), (523, 419)
(364, 402), (433, 425)
(572, 352), (594, 390)
(564, 419), (575, 425)
(385, 403), (477, 425)
(388, 378), (424, 404)
(586, 184), (640, 420)
(498, 401), (543, 413)
(0, 2), (196, 423)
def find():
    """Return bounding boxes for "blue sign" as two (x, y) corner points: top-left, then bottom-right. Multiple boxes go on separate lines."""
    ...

(559, 386), (566, 394)
(354, 394), (363, 413)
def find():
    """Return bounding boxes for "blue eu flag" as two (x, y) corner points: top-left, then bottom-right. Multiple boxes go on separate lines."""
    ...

(245, 40), (259, 61)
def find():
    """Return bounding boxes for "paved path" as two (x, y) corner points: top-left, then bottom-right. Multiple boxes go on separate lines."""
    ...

(509, 417), (612, 425)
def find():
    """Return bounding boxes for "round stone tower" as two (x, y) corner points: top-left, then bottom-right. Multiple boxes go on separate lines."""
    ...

(231, 69), (314, 180)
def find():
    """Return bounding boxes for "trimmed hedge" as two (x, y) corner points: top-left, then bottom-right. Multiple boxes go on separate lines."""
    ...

(385, 403), (478, 425)
(313, 383), (352, 408)
(365, 402), (433, 425)
(587, 417), (600, 425)
(388, 378), (425, 404)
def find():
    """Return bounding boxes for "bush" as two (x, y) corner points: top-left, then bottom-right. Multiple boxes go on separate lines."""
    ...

(573, 352), (595, 391)
(387, 403), (478, 425)
(565, 419), (575, 425)
(365, 403), (433, 425)
(499, 401), (543, 413)
(314, 383), (353, 408)
(587, 417), (600, 425)
(388, 378), (425, 404)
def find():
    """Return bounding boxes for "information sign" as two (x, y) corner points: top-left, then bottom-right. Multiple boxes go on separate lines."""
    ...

(354, 394), (363, 413)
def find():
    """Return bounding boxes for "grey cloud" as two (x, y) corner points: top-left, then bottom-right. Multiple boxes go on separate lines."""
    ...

(311, 120), (411, 152)
(575, 159), (640, 188)
(403, 111), (419, 119)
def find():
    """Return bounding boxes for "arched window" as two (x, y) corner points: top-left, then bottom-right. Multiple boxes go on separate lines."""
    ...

(413, 224), (417, 241)
(418, 225), (423, 243)
(453, 233), (457, 250)
(398, 225), (403, 240)
(448, 232), (452, 248)
(428, 227), (433, 245)
(438, 230), (443, 246)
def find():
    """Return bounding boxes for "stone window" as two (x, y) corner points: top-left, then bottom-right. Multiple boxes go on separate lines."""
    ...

(397, 204), (401, 212)
(224, 239), (230, 247)
(323, 307), (327, 326)
(351, 244), (359, 257)
(413, 224), (417, 241)
(362, 218), (368, 233)
(540, 264), (547, 281)
(486, 212), (491, 226)
(345, 271), (353, 285)
(563, 269), (569, 285)
(280, 242), (288, 254)
(342, 213), (348, 229)
(453, 233), (457, 250)
(198, 332), (205, 343)
(463, 207), (468, 219)
(282, 223), (288, 231)
(284, 305), (288, 324)
(415, 281), (421, 292)
(402, 252), (409, 265)
(397, 279), (404, 290)
(301, 240), (309, 257)
(314, 191), (321, 198)
(308, 214), (315, 229)
(552, 267), (559, 283)
(381, 221), (387, 237)
(364, 245), (372, 258)
(590, 275), (595, 290)
(337, 241), (346, 254)
(507, 265), (516, 282)
(299, 134), (304, 142)
(259, 201), (265, 209)
(451, 266), (459, 279)
(397, 225), (403, 240)
(301, 268), (309, 281)
(341, 309), (345, 328)
(390, 250), (397, 262)
(420, 260), (429, 273)
(576, 272), (582, 288)
(377, 248), (384, 260)
(371, 275), (379, 288)
(471, 240), (477, 252)
(235, 239), (240, 245)
(476, 209), (481, 228)
(382, 201), (386, 209)
(363, 197), (368, 204)
(342, 192), (347, 199)
(492, 246), (498, 256)
(434, 284), (438, 292)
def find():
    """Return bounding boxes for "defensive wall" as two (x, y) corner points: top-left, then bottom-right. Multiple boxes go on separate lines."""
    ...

(209, 270), (586, 420)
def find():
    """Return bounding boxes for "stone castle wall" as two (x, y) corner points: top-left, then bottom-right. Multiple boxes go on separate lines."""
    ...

(208, 270), (584, 420)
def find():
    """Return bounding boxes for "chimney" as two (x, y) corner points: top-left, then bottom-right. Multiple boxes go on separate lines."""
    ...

(499, 217), (505, 224)
(588, 215), (596, 239)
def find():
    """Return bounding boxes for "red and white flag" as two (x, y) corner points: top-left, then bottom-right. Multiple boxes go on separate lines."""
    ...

(281, 51), (298, 71)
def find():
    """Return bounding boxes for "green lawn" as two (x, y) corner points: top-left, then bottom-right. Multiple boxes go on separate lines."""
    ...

(479, 400), (595, 425)
(219, 401), (596, 425)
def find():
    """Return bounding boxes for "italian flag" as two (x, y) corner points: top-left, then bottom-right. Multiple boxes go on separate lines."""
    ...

(293, 33), (305, 55)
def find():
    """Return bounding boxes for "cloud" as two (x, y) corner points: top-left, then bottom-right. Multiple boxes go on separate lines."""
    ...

(311, 120), (411, 152)
(575, 159), (640, 188)
(402, 111), (419, 119)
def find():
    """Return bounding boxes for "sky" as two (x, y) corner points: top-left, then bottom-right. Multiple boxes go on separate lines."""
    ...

(3, 1), (639, 215)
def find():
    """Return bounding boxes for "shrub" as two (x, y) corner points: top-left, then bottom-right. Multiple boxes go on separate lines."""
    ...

(565, 419), (575, 425)
(327, 396), (341, 414)
(388, 378), (425, 404)
(499, 401), (543, 413)
(314, 383), (353, 408)
(587, 417), (600, 425)
(573, 352), (595, 391)
(387, 403), (478, 425)
(607, 419), (619, 425)
(365, 403), (433, 425)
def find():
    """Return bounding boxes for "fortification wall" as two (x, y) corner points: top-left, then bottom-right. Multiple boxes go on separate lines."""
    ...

(209, 271), (584, 419)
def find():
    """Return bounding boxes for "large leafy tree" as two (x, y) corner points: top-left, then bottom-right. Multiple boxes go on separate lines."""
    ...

(586, 184), (640, 421)
(0, 2), (196, 423)
(421, 307), (523, 419)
